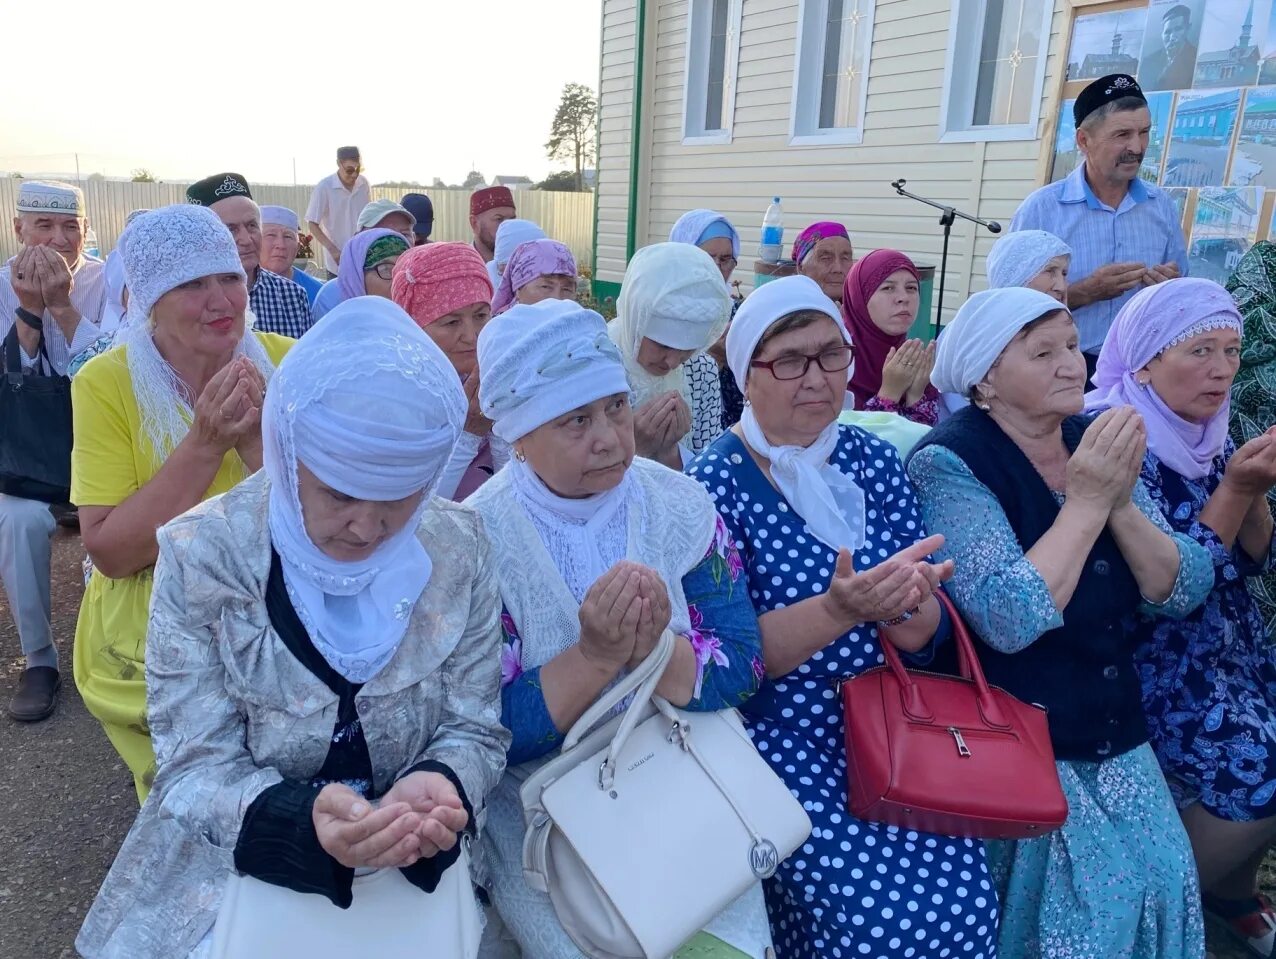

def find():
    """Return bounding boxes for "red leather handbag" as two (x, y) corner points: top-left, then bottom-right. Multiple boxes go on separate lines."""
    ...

(840, 591), (1069, 840)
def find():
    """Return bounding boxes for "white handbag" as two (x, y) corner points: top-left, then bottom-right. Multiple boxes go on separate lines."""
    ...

(210, 845), (481, 958)
(520, 631), (812, 959)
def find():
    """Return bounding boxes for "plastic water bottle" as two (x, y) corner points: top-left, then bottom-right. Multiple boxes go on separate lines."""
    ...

(760, 197), (784, 264)
(84, 226), (100, 260)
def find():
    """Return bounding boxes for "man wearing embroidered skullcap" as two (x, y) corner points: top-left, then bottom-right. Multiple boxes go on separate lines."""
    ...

(260, 205), (323, 306)
(306, 146), (371, 277)
(188, 173), (314, 338)
(1011, 74), (1187, 380)
(0, 179), (108, 722)
(469, 186), (516, 264)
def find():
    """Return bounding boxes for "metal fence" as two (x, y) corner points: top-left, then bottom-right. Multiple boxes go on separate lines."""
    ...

(0, 179), (595, 268)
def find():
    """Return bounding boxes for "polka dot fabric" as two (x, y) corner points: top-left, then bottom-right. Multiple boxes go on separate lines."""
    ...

(688, 426), (999, 959)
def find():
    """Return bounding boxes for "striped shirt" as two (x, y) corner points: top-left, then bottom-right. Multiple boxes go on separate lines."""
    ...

(1010, 164), (1188, 353)
(0, 254), (106, 374)
(249, 268), (313, 339)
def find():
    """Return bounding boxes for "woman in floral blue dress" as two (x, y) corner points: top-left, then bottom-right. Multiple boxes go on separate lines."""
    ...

(689, 276), (1000, 959)
(465, 299), (770, 959)
(1086, 278), (1276, 956)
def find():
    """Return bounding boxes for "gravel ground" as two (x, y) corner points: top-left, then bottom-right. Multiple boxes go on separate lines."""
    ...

(0, 526), (1268, 957)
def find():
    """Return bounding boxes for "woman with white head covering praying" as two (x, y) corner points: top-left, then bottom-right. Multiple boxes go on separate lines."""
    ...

(466, 298), (769, 959)
(686, 275), (996, 959)
(70, 204), (293, 801)
(609, 242), (732, 466)
(486, 218), (547, 287)
(934, 230), (1075, 421)
(1086, 278), (1276, 949)
(77, 296), (509, 959)
(907, 286), (1211, 958)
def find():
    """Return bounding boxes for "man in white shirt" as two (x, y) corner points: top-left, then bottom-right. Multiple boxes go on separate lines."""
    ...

(306, 146), (371, 277)
(0, 180), (106, 722)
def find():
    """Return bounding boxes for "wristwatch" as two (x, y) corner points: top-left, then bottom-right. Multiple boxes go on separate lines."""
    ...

(14, 306), (43, 331)
(880, 607), (919, 628)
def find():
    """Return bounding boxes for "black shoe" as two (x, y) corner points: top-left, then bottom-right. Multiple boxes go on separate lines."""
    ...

(50, 503), (79, 530)
(7, 667), (60, 722)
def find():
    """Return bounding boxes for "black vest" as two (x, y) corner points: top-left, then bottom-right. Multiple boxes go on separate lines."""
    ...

(913, 406), (1148, 762)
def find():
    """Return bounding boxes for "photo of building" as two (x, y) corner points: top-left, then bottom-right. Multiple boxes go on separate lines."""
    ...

(1193, 0), (1266, 87)
(1067, 9), (1143, 79)
(1165, 87), (1242, 184)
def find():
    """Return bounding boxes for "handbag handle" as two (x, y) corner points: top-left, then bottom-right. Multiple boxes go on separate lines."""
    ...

(560, 630), (679, 788)
(877, 591), (1010, 729)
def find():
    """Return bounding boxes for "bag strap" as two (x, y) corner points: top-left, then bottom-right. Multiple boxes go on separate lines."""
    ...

(560, 631), (678, 783)
(876, 590), (1011, 729)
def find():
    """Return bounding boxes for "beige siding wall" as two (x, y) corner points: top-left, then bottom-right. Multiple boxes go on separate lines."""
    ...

(596, 0), (641, 287)
(614, 0), (1066, 318)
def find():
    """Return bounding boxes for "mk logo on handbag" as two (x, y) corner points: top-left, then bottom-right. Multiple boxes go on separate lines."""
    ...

(749, 839), (780, 879)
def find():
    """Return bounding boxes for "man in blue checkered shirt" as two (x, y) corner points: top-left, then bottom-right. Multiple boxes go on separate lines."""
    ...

(185, 173), (314, 339)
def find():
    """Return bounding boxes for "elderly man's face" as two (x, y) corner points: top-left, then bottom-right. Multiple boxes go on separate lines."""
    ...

(1077, 106), (1151, 186)
(13, 212), (85, 265)
(375, 213), (416, 245)
(211, 196), (262, 274)
(1162, 14), (1189, 57)
(261, 224), (300, 275)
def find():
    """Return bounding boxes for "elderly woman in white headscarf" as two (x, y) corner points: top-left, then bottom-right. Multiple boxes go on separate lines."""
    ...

(71, 204), (293, 801)
(906, 286), (1212, 958)
(609, 242), (732, 467)
(77, 297), (509, 959)
(466, 298), (769, 959)
(686, 275), (998, 959)
(987, 229), (1072, 302)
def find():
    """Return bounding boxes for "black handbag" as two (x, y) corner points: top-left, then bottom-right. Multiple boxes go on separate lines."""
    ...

(0, 317), (73, 503)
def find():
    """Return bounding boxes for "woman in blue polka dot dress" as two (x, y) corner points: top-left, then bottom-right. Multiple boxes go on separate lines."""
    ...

(688, 277), (999, 959)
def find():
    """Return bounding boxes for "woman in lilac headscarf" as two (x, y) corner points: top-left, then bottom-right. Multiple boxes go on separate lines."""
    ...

(490, 239), (577, 315)
(1086, 276), (1276, 949)
(311, 228), (408, 321)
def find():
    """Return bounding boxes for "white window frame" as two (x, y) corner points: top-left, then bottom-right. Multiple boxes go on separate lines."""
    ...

(681, 0), (745, 146)
(789, 0), (876, 146)
(938, 0), (1054, 143)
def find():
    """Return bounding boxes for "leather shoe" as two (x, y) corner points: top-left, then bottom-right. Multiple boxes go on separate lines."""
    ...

(8, 667), (60, 722)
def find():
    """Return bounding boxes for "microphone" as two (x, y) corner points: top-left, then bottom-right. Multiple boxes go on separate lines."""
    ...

(890, 179), (906, 190)
(987, 221), (1003, 234)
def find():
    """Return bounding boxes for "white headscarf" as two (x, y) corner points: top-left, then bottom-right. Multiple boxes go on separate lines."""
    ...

(727, 275), (867, 553)
(986, 230), (1072, 289)
(116, 204), (276, 465)
(100, 251), (127, 335)
(931, 287), (1071, 396)
(610, 243), (731, 431)
(669, 209), (741, 258)
(263, 296), (466, 683)
(487, 219), (546, 287)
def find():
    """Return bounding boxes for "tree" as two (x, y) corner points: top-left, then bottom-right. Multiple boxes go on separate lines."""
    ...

(431, 177), (449, 190)
(535, 170), (582, 192)
(8, 171), (22, 179)
(461, 170), (487, 190)
(545, 83), (597, 192)
(131, 168), (156, 183)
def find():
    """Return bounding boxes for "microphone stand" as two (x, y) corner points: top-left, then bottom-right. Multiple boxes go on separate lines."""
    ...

(889, 180), (1002, 336)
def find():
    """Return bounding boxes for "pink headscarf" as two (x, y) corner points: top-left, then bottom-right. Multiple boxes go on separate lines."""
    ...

(391, 242), (494, 328)
(491, 239), (577, 315)
(841, 250), (932, 409)
(1084, 277), (1242, 480)
(792, 221), (850, 266)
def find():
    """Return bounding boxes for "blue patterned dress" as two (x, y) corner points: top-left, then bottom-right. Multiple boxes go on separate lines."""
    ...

(1135, 443), (1276, 821)
(689, 426), (1000, 959)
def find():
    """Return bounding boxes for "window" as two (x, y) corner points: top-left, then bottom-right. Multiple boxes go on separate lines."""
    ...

(939, 0), (1053, 142)
(683, 0), (744, 144)
(791, 0), (876, 144)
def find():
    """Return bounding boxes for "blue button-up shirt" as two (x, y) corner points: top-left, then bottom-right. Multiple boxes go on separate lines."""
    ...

(1010, 164), (1188, 353)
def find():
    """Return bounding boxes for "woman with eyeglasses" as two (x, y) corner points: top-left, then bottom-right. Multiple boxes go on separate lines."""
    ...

(311, 229), (409, 321)
(687, 275), (998, 959)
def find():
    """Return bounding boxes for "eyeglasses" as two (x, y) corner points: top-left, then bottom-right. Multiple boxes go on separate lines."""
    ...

(750, 344), (854, 381)
(370, 261), (396, 281)
(711, 255), (738, 270)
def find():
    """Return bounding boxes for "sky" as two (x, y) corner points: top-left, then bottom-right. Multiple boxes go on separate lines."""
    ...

(2, 0), (602, 187)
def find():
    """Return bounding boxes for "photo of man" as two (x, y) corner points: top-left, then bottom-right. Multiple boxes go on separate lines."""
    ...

(1141, 0), (1203, 90)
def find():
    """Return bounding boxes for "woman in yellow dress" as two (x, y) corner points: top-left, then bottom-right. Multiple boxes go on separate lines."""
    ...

(71, 204), (292, 801)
